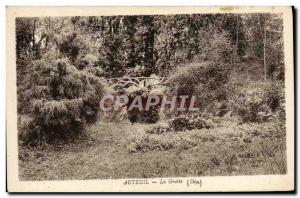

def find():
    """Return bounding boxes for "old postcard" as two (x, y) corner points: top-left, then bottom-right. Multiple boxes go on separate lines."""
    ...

(6, 6), (294, 192)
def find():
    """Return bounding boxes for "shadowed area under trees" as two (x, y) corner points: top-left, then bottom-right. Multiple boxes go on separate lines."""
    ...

(16, 14), (286, 179)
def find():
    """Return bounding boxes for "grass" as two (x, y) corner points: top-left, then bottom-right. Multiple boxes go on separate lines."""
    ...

(18, 118), (286, 180)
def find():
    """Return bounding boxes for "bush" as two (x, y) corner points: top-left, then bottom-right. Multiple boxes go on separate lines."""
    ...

(145, 114), (211, 134)
(168, 114), (211, 131)
(18, 115), (35, 143)
(229, 81), (285, 123)
(126, 88), (161, 124)
(18, 31), (105, 145)
(167, 61), (229, 111)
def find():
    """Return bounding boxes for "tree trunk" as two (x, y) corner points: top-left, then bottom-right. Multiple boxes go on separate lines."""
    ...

(125, 16), (137, 68)
(143, 16), (155, 76)
(32, 19), (36, 52)
(234, 14), (240, 67)
(263, 14), (267, 81)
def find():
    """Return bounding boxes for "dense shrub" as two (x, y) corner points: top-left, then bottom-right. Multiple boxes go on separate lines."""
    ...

(126, 88), (161, 124)
(55, 30), (100, 64)
(228, 81), (285, 123)
(167, 61), (230, 111)
(168, 114), (210, 131)
(18, 115), (35, 143)
(168, 114), (211, 131)
(18, 31), (105, 145)
(146, 114), (211, 134)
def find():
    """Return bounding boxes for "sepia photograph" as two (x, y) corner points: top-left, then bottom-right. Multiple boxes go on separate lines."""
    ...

(6, 6), (294, 192)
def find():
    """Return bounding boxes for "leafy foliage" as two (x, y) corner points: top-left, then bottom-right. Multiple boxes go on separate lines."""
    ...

(228, 81), (285, 123)
(18, 29), (105, 144)
(15, 14), (285, 144)
(145, 114), (211, 134)
(126, 89), (161, 124)
(168, 114), (211, 131)
(167, 61), (229, 110)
